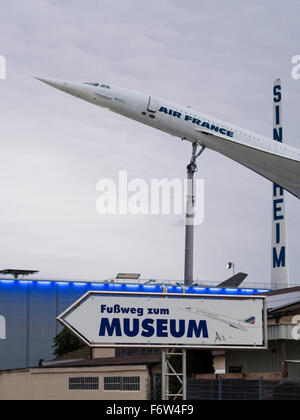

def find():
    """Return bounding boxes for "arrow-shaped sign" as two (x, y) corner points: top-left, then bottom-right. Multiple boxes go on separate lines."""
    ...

(57, 291), (266, 349)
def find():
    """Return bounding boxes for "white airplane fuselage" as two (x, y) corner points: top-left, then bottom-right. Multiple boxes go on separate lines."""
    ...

(37, 79), (300, 198)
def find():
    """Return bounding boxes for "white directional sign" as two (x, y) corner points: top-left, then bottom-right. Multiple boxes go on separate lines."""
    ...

(58, 292), (267, 349)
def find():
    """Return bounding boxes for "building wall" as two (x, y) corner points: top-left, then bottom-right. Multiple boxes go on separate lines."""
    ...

(0, 365), (150, 400)
(268, 315), (296, 325)
(92, 348), (115, 359)
(213, 356), (226, 374)
(226, 341), (300, 377)
(226, 310), (300, 377)
(0, 281), (165, 370)
(0, 281), (92, 370)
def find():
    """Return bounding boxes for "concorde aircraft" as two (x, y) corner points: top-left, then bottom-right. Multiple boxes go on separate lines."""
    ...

(36, 78), (300, 199)
(178, 307), (257, 332)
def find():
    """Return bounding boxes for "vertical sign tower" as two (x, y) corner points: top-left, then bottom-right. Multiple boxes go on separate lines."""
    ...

(271, 79), (289, 289)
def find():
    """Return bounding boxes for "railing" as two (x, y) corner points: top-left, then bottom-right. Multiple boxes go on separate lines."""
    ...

(188, 377), (300, 400)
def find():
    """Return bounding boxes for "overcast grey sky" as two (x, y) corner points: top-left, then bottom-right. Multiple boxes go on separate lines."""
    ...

(0, 0), (299, 285)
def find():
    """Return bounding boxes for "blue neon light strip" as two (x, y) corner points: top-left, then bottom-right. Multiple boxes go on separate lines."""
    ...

(0, 279), (271, 295)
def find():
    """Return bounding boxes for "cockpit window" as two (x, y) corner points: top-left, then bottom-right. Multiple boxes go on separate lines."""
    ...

(84, 83), (100, 87)
(84, 83), (111, 89)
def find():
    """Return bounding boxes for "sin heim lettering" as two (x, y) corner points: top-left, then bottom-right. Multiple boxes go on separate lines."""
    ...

(273, 184), (286, 268)
(272, 84), (286, 269)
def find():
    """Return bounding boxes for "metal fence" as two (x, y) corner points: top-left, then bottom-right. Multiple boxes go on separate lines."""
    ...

(188, 378), (300, 400)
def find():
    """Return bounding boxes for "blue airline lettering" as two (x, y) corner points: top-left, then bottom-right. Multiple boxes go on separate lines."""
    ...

(210, 125), (219, 132)
(158, 107), (234, 138)
(192, 118), (201, 125)
(201, 122), (210, 129)
(159, 107), (168, 114)
(173, 111), (182, 118)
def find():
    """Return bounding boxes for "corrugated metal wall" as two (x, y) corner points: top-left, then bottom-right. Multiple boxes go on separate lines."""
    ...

(0, 281), (96, 370)
(226, 341), (300, 377)
(0, 281), (167, 370)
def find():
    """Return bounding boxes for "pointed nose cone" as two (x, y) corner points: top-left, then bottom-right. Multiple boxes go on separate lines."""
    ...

(34, 77), (70, 93)
(35, 77), (98, 105)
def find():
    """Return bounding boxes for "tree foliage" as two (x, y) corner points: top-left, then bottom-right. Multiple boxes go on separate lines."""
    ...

(53, 328), (84, 357)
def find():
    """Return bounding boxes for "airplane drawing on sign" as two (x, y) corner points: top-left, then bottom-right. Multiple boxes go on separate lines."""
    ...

(179, 307), (256, 332)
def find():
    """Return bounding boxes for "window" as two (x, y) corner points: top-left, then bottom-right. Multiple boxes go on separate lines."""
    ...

(84, 83), (100, 87)
(228, 366), (242, 374)
(104, 376), (140, 391)
(83, 83), (111, 89)
(116, 347), (160, 357)
(69, 377), (99, 390)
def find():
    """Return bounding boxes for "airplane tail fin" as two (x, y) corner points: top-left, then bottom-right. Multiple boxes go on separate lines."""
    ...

(244, 316), (256, 325)
(217, 272), (248, 288)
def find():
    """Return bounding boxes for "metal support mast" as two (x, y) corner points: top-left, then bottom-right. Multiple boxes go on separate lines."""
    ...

(184, 142), (206, 286)
(161, 349), (187, 400)
(162, 142), (205, 401)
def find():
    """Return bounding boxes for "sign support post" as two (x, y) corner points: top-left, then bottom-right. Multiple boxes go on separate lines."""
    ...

(162, 348), (187, 400)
